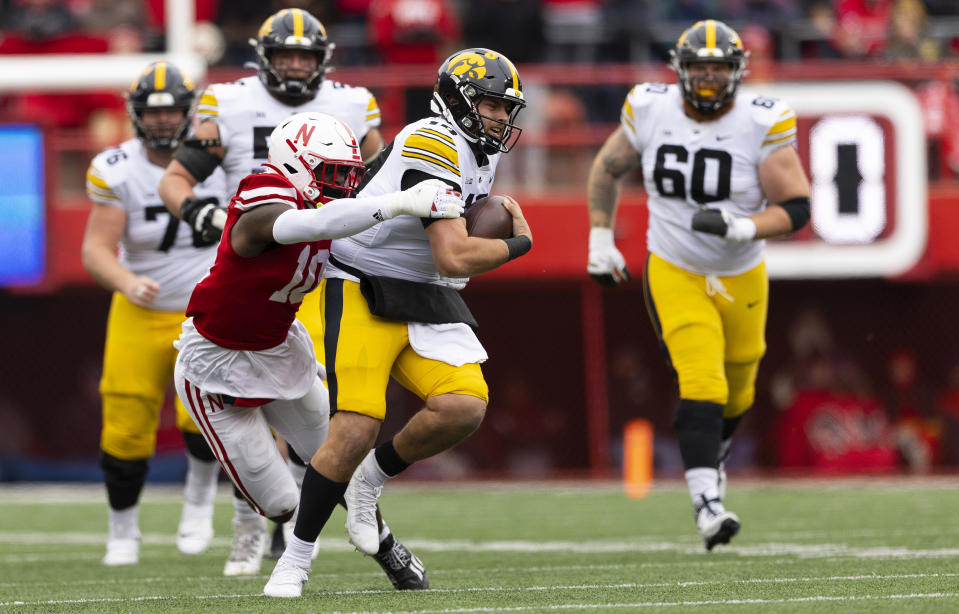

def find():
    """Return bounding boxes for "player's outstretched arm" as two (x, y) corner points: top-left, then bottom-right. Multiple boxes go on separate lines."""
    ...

(586, 127), (637, 286)
(427, 196), (532, 278)
(235, 180), (463, 257)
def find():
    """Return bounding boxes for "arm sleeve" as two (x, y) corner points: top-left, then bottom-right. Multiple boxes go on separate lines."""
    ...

(271, 193), (396, 244)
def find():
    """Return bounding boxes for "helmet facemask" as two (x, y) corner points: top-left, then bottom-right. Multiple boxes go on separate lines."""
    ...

(450, 85), (524, 155)
(130, 105), (191, 151)
(308, 157), (365, 203)
(674, 58), (745, 114)
(251, 9), (334, 102)
(255, 44), (332, 101)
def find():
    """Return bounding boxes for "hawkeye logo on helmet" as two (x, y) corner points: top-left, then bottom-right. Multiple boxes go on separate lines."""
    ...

(449, 52), (488, 80)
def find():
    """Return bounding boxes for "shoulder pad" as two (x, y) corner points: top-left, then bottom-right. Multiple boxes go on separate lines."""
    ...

(401, 123), (462, 180)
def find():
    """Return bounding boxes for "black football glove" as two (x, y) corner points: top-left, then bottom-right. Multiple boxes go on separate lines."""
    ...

(691, 208), (756, 242)
(180, 196), (227, 245)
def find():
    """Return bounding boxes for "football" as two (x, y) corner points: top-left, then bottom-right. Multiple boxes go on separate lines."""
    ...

(464, 195), (513, 239)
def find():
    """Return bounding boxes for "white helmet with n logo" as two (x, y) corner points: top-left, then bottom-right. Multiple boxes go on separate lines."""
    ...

(266, 112), (366, 205)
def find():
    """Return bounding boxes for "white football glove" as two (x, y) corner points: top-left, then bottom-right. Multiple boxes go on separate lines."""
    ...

(691, 208), (756, 242)
(388, 179), (464, 219)
(587, 227), (630, 287)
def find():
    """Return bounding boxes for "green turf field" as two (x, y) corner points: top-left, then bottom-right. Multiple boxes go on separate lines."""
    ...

(2, 478), (958, 613)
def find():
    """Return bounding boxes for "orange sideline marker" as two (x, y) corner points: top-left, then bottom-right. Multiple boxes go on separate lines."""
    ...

(623, 419), (653, 499)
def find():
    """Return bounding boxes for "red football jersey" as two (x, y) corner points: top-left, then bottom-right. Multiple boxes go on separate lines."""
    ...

(187, 172), (330, 350)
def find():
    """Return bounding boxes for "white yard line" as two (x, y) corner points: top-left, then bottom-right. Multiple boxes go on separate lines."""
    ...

(3, 533), (959, 562)
(3, 475), (959, 502)
(3, 588), (959, 609)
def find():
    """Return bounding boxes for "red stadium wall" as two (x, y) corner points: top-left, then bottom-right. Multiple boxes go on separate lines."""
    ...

(23, 184), (959, 292)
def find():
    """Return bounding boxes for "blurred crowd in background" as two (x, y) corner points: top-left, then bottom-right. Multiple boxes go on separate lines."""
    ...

(4, 0), (959, 161)
(3, 0), (959, 66)
(5, 0), (959, 177)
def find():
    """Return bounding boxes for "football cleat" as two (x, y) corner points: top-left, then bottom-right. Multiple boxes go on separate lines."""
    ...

(344, 466), (383, 556)
(373, 534), (429, 590)
(176, 501), (214, 555)
(103, 535), (140, 566)
(263, 556), (310, 598)
(695, 496), (740, 551)
(223, 517), (267, 576)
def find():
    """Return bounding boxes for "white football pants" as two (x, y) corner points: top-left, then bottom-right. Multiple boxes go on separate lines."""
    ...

(174, 368), (329, 520)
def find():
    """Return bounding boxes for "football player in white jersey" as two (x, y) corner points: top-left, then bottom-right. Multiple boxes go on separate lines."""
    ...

(157, 8), (427, 583)
(263, 48), (533, 598)
(170, 112), (461, 599)
(81, 61), (227, 566)
(585, 20), (811, 550)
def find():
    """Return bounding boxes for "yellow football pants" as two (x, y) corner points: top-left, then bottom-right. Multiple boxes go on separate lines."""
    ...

(643, 254), (767, 418)
(99, 293), (199, 460)
(319, 278), (488, 420)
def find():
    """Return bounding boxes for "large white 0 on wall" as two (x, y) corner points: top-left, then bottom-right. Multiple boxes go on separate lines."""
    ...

(747, 81), (927, 279)
(809, 115), (886, 245)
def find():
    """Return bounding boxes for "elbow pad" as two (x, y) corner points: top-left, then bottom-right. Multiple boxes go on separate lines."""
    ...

(173, 142), (222, 183)
(779, 196), (810, 231)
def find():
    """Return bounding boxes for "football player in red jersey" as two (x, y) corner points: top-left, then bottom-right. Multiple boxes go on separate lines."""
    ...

(158, 8), (391, 575)
(172, 112), (461, 588)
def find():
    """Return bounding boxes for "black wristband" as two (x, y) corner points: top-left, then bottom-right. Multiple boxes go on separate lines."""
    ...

(502, 235), (532, 261)
(778, 196), (811, 231)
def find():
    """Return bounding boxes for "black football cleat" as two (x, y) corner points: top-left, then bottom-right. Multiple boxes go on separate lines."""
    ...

(373, 534), (429, 590)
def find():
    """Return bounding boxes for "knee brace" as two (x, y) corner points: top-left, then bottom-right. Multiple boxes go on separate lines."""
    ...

(100, 451), (148, 510)
(673, 399), (724, 469)
(182, 431), (216, 462)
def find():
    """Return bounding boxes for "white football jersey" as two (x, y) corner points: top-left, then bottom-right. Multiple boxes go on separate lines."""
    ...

(621, 83), (797, 276)
(325, 116), (498, 288)
(198, 76), (381, 194)
(86, 139), (227, 312)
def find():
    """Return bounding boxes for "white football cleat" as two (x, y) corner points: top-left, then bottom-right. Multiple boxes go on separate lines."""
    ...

(223, 517), (267, 576)
(263, 557), (309, 598)
(344, 466), (383, 556)
(696, 499), (740, 551)
(176, 501), (214, 555)
(103, 535), (140, 566)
